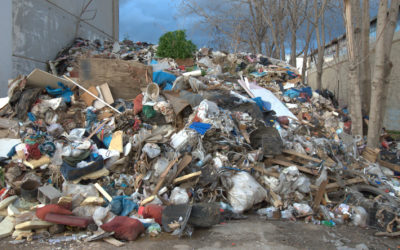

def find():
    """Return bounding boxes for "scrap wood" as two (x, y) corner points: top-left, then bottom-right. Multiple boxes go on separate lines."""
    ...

(0, 117), (18, 129)
(173, 171), (202, 184)
(64, 75), (122, 114)
(85, 119), (110, 141)
(362, 147), (380, 163)
(140, 195), (155, 206)
(174, 155), (193, 178)
(252, 165), (279, 178)
(313, 180), (328, 210)
(152, 157), (179, 195)
(103, 237), (125, 247)
(282, 149), (335, 167)
(94, 183), (112, 202)
(270, 158), (319, 176)
(310, 177), (365, 192)
(375, 231), (400, 237)
(377, 159), (400, 173)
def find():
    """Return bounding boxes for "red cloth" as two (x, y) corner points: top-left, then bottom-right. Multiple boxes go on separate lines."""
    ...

(133, 94), (144, 115)
(142, 204), (163, 225)
(26, 143), (41, 160)
(36, 204), (73, 220)
(101, 216), (144, 241)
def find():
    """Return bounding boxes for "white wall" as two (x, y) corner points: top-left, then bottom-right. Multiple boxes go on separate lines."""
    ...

(0, 1), (13, 97)
(1, 0), (119, 97)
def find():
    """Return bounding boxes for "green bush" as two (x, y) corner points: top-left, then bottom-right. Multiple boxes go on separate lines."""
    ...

(157, 30), (196, 59)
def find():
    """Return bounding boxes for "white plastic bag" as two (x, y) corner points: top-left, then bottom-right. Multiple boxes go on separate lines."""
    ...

(293, 203), (313, 215)
(142, 143), (161, 158)
(170, 187), (189, 204)
(227, 172), (267, 213)
(352, 206), (367, 228)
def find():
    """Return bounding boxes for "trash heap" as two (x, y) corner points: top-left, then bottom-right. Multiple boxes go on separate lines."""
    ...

(0, 38), (399, 245)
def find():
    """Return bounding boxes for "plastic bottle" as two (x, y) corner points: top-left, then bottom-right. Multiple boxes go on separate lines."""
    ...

(321, 220), (336, 227)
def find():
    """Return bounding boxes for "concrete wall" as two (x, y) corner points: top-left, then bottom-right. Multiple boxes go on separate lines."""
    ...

(0, 1), (13, 97)
(0, 0), (119, 97)
(307, 32), (400, 131)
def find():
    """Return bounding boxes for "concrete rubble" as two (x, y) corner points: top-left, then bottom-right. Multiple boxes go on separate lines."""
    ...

(0, 37), (399, 245)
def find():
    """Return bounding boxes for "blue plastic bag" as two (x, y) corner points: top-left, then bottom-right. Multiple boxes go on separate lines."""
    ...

(46, 82), (73, 103)
(110, 196), (139, 216)
(153, 71), (176, 86)
(189, 122), (212, 135)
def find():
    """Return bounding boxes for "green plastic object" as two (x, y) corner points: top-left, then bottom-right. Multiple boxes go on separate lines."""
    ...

(142, 105), (156, 119)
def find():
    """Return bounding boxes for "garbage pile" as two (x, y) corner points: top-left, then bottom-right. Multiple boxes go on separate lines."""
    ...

(0, 38), (400, 245)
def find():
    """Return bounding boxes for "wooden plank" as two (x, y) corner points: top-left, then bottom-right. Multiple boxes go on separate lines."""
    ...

(94, 183), (112, 202)
(173, 171), (202, 184)
(140, 195), (155, 206)
(174, 155), (193, 178)
(282, 149), (334, 167)
(270, 159), (318, 176)
(313, 180), (328, 210)
(311, 177), (364, 192)
(152, 158), (178, 195)
(252, 165), (280, 178)
(377, 159), (400, 173)
(0, 117), (18, 129)
(79, 58), (152, 100)
(27, 69), (72, 89)
(103, 237), (125, 247)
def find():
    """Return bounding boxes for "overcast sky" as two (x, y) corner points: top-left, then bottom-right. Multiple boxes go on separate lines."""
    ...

(119, 0), (208, 46)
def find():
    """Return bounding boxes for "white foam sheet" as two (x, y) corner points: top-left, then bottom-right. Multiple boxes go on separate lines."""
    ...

(0, 138), (21, 157)
(248, 82), (297, 120)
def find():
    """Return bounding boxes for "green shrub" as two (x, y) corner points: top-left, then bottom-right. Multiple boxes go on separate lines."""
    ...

(157, 30), (196, 59)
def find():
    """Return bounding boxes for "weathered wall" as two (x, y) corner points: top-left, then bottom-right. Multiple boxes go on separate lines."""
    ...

(307, 32), (400, 131)
(0, 1), (13, 97)
(3, 0), (119, 97)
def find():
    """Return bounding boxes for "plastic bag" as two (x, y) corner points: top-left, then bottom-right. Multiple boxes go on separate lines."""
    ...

(227, 172), (267, 213)
(153, 157), (169, 177)
(293, 203), (312, 216)
(170, 187), (189, 205)
(142, 143), (161, 158)
(352, 206), (367, 228)
(257, 206), (277, 218)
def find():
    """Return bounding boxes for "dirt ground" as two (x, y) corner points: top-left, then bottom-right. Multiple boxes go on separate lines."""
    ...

(1, 215), (400, 250)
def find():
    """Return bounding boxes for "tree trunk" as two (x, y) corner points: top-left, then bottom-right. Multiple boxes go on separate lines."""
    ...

(290, 31), (297, 67)
(367, 0), (388, 147)
(314, 0), (327, 90)
(379, 0), (399, 129)
(344, 0), (363, 136)
(360, 0), (371, 114)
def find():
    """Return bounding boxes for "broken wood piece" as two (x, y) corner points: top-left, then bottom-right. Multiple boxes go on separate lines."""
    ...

(375, 231), (400, 237)
(80, 86), (99, 106)
(377, 159), (400, 173)
(152, 158), (178, 195)
(85, 119), (109, 141)
(63, 75), (122, 114)
(140, 195), (155, 206)
(313, 180), (328, 210)
(282, 149), (334, 167)
(310, 177), (365, 192)
(270, 158), (318, 175)
(173, 171), (202, 184)
(103, 237), (125, 247)
(0, 117), (18, 129)
(174, 155), (192, 178)
(361, 147), (380, 163)
(94, 183), (112, 202)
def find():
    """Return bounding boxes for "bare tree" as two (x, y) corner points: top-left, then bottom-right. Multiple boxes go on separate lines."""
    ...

(287, 0), (307, 67)
(360, 0), (371, 114)
(367, 0), (400, 147)
(313, 0), (328, 90)
(343, 0), (363, 136)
